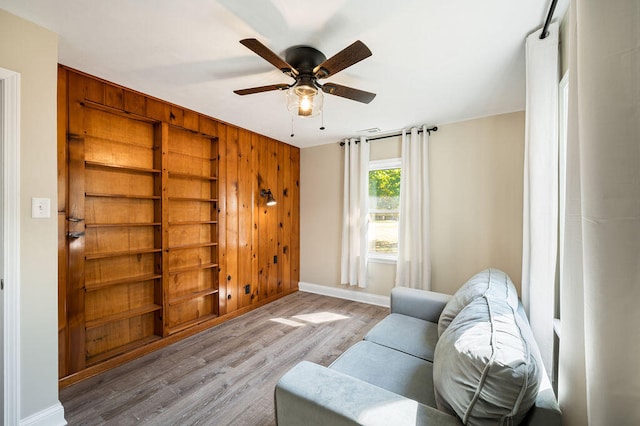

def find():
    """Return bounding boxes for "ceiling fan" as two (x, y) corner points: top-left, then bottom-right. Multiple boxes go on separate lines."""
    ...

(234, 38), (376, 117)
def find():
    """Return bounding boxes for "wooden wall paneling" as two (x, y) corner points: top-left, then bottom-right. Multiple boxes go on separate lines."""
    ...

(199, 115), (218, 137)
(237, 129), (253, 308)
(70, 72), (104, 105)
(169, 105), (184, 128)
(217, 124), (228, 315)
(124, 89), (146, 116)
(57, 66), (69, 377)
(183, 109), (199, 133)
(57, 66), (69, 213)
(224, 126), (239, 313)
(256, 136), (268, 300)
(66, 72), (89, 374)
(104, 84), (124, 110)
(280, 143), (292, 291)
(157, 122), (170, 337)
(146, 97), (171, 122)
(58, 212), (69, 377)
(290, 147), (301, 288)
(266, 138), (279, 298)
(256, 136), (279, 300)
(250, 133), (261, 304)
(66, 133), (86, 373)
(276, 142), (285, 295)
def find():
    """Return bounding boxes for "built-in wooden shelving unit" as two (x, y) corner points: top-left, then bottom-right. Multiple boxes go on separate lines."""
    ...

(58, 65), (300, 388)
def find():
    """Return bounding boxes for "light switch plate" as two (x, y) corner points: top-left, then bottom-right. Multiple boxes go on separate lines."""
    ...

(32, 197), (51, 218)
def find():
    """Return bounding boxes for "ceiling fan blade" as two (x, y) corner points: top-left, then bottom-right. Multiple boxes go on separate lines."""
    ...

(239, 39), (297, 75)
(321, 83), (376, 104)
(313, 40), (372, 79)
(234, 84), (290, 95)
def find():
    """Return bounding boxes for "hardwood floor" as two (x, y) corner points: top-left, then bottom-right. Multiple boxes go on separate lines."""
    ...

(60, 291), (389, 425)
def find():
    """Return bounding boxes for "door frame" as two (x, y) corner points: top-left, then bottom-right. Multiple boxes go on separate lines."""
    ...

(1, 67), (21, 426)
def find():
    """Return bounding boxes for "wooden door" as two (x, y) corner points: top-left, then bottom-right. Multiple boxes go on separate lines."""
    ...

(67, 98), (163, 371)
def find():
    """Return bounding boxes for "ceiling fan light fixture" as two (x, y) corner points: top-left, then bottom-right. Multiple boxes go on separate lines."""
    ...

(286, 84), (323, 118)
(235, 38), (375, 119)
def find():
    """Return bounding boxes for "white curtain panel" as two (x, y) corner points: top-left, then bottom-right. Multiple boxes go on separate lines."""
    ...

(396, 126), (431, 290)
(521, 21), (559, 376)
(340, 137), (369, 287)
(559, 1), (640, 425)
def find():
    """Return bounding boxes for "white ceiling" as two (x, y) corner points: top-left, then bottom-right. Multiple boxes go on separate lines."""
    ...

(0, 0), (565, 148)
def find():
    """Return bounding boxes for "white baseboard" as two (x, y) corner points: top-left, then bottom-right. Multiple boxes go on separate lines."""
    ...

(299, 282), (390, 308)
(21, 401), (66, 426)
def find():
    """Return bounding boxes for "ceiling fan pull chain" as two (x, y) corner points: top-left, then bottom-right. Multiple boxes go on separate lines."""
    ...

(290, 116), (295, 138)
(320, 109), (325, 131)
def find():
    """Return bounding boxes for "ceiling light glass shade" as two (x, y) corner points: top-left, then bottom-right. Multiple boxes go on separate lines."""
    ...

(286, 84), (323, 118)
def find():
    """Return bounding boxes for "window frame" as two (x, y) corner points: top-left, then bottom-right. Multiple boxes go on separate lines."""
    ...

(367, 157), (401, 264)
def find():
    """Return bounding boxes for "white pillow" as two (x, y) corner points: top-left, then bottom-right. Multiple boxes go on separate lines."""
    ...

(437, 268), (519, 337)
(433, 296), (540, 425)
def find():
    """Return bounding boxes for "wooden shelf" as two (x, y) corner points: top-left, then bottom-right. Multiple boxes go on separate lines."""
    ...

(168, 196), (217, 202)
(168, 221), (217, 226)
(86, 192), (161, 200)
(85, 222), (161, 228)
(86, 335), (162, 367)
(85, 160), (161, 175)
(85, 304), (162, 330)
(85, 274), (162, 292)
(168, 171), (217, 181)
(168, 313), (218, 335)
(168, 289), (219, 306)
(168, 262), (218, 276)
(167, 150), (213, 161)
(85, 248), (161, 260)
(168, 242), (218, 251)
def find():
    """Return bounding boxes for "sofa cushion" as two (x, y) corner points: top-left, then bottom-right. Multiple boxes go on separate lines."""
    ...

(364, 313), (439, 362)
(433, 296), (540, 425)
(437, 268), (519, 337)
(330, 341), (437, 408)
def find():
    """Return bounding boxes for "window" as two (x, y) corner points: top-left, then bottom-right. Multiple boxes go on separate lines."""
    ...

(368, 158), (401, 262)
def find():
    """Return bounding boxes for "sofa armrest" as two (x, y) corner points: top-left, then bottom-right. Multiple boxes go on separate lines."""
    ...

(390, 287), (451, 323)
(275, 361), (460, 426)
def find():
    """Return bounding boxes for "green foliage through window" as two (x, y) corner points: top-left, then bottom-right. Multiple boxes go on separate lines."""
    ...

(368, 167), (400, 255)
(369, 168), (400, 210)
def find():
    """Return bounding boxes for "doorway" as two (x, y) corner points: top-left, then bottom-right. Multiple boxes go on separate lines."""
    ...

(1, 67), (21, 426)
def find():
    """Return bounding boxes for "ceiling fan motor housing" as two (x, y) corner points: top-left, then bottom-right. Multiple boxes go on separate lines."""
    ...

(285, 45), (327, 75)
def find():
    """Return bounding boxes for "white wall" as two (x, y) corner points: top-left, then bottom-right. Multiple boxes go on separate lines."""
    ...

(301, 111), (525, 297)
(0, 8), (62, 422)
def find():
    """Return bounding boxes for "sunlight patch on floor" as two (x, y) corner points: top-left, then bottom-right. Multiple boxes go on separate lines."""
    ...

(293, 312), (350, 324)
(269, 318), (306, 327)
(270, 311), (351, 327)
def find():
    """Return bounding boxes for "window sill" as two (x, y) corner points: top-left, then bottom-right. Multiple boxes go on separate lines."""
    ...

(368, 255), (397, 264)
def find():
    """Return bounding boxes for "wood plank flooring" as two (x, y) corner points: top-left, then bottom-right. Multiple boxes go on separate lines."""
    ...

(60, 291), (389, 425)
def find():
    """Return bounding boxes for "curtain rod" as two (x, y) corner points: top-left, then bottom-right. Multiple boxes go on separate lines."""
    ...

(339, 126), (438, 146)
(540, 0), (558, 39)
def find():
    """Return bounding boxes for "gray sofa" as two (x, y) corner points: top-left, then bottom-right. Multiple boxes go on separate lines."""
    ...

(275, 269), (561, 425)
